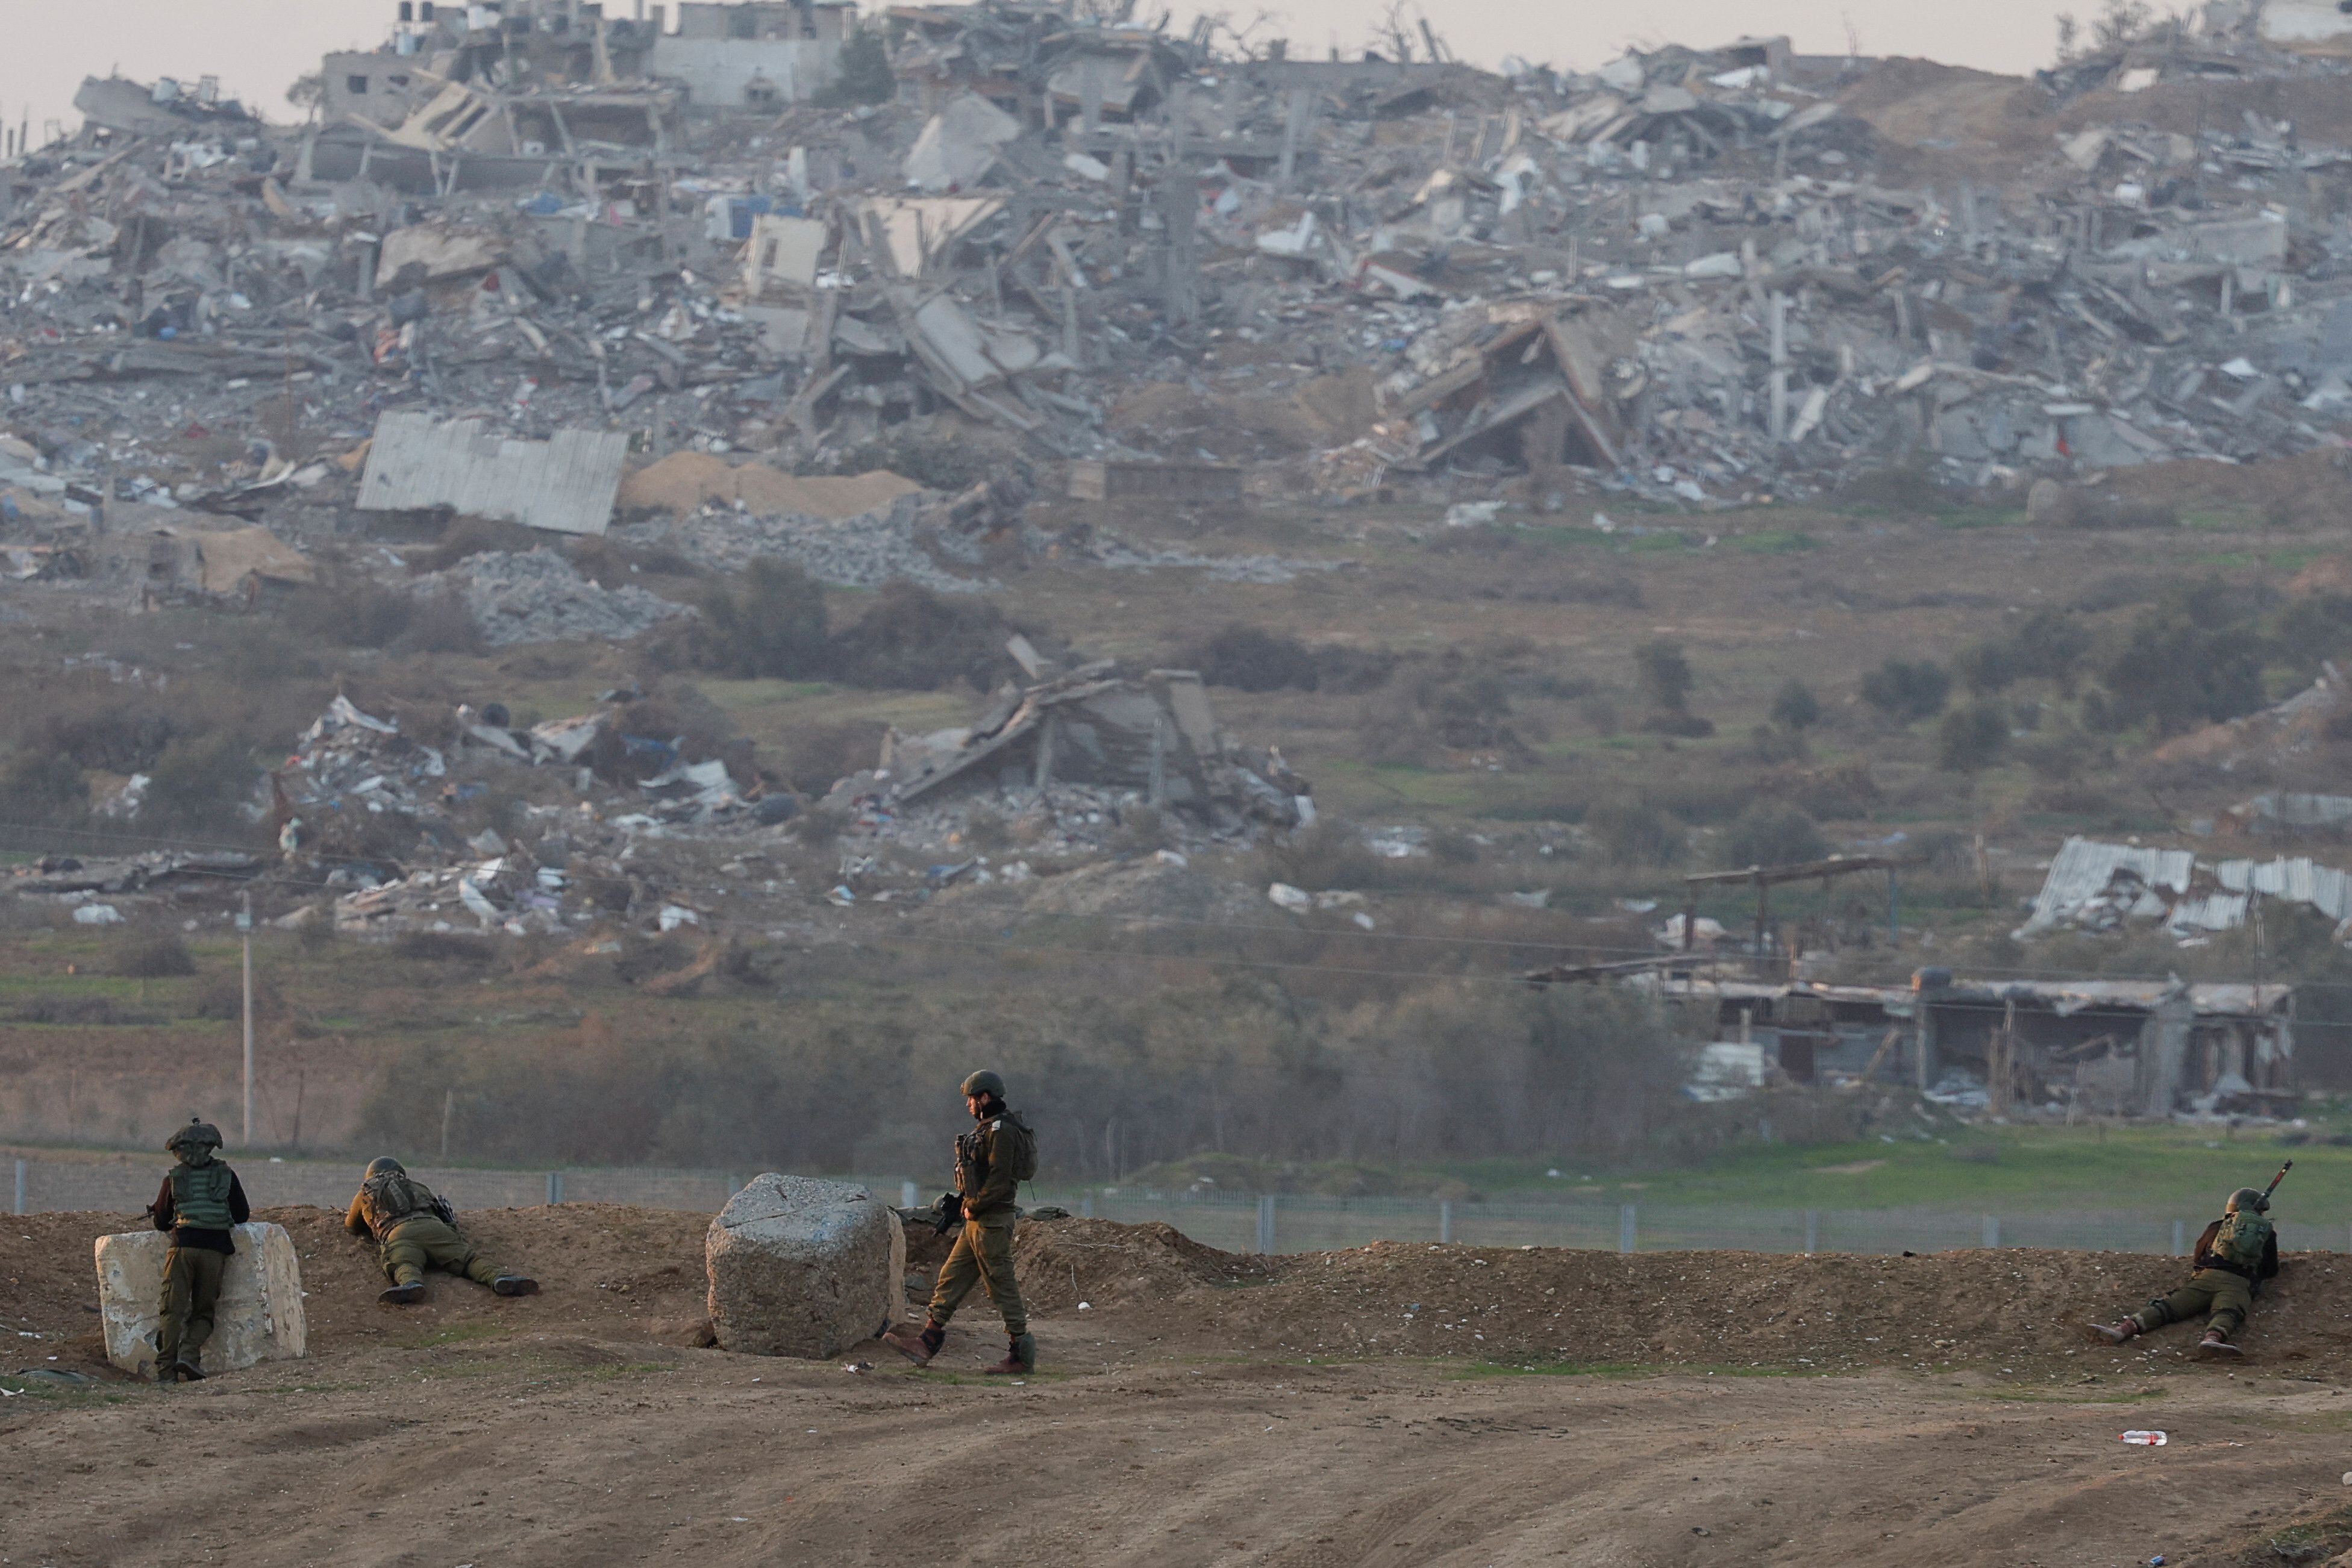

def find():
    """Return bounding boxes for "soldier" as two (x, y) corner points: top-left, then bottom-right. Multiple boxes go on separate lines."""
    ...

(2088, 1186), (2280, 1355)
(144, 1118), (251, 1382)
(883, 1069), (1039, 1375)
(345, 1157), (538, 1305)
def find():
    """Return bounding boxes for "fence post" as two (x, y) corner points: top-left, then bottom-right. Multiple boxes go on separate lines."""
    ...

(900, 1179), (918, 1208)
(2174, 1219), (2188, 1258)
(11, 1158), (23, 1217)
(546, 1171), (565, 1205)
(1256, 1194), (1277, 1255)
(1981, 1214), (2000, 1249)
(1439, 1199), (1454, 1245)
(1803, 1209), (1820, 1255)
(1618, 1204), (1637, 1254)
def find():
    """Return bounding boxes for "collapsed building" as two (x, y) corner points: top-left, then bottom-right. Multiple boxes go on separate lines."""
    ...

(1654, 970), (2295, 1117)
(13, 0), (2352, 532)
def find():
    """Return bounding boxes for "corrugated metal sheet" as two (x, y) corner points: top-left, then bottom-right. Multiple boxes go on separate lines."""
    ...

(354, 411), (625, 537)
(2014, 836), (2195, 937)
(2215, 855), (2352, 920)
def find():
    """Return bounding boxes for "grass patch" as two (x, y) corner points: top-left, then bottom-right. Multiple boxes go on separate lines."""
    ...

(1730, 529), (1818, 555)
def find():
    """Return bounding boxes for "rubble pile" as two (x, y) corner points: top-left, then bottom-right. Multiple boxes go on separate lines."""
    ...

(4, 0), (2352, 558)
(615, 490), (993, 592)
(408, 548), (695, 645)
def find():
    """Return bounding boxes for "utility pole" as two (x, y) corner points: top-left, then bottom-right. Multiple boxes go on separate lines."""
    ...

(239, 892), (255, 1146)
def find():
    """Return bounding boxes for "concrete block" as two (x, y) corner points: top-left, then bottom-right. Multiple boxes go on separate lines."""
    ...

(94, 1223), (308, 1376)
(706, 1175), (904, 1358)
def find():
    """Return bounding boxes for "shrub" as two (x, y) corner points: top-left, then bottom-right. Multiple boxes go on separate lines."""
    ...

(829, 583), (1016, 690)
(1937, 701), (2012, 773)
(1953, 638), (2020, 696)
(283, 580), (415, 650)
(1181, 624), (1322, 692)
(2097, 595), (2266, 734)
(112, 934), (196, 978)
(693, 558), (830, 679)
(1860, 657), (1951, 723)
(0, 751), (89, 826)
(1586, 798), (1686, 866)
(394, 590), (485, 656)
(1768, 678), (1821, 731)
(143, 734), (260, 838)
(2010, 607), (2093, 690)
(1633, 639), (1695, 712)
(1718, 802), (1826, 869)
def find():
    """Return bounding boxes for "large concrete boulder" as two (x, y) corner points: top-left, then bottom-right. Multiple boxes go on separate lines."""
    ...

(93, 1223), (307, 1377)
(706, 1175), (905, 1358)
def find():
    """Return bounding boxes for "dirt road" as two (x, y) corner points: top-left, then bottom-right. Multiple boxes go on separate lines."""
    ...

(8, 1207), (2352, 1567)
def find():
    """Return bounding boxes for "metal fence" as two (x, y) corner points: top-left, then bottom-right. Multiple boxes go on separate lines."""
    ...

(13, 1154), (2351, 1259)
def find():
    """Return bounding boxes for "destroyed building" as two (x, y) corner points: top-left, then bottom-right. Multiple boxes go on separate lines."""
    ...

(1651, 972), (2295, 1117)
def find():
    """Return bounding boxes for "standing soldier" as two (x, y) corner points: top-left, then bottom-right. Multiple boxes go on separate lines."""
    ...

(145, 1118), (251, 1382)
(345, 1156), (538, 1304)
(884, 1069), (1039, 1374)
(2087, 1185), (2281, 1355)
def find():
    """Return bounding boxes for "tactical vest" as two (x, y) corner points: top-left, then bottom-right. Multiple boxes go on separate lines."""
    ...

(955, 1111), (1037, 1194)
(358, 1171), (436, 1238)
(169, 1160), (235, 1232)
(2210, 1209), (2273, 1272)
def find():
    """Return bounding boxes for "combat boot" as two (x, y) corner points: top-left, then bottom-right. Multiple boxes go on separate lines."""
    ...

(983, 1333), (1037, 1375)
(172, 1361), (205, 1382)
(492, 1275), (539, 1296)
(379, 1281), (427, 1305)
(2198, 1328), (2241, 1357)
(2085, 1319), (2141, 1345)
(883, 1320), (946, 1367)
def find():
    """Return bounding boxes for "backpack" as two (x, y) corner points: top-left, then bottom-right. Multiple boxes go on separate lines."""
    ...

(999, 1111), (1039, 1184)
(2210, 1208), (2272, 1271)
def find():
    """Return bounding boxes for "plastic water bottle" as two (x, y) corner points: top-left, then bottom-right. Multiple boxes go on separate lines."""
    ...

(2120, 1430), (2168, 1446)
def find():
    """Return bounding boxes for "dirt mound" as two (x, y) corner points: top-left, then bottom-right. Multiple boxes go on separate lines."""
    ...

(619, 453), (922, 520)
(16, 1207), (2352, 1383)
(2, 1204), (710, 1379)
(1016, 1216), (1272, 1312)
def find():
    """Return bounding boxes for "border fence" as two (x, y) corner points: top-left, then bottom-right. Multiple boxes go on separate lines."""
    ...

(11, 1152), (2350, 1259)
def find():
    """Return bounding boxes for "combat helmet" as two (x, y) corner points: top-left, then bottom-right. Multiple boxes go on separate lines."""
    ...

(366, 1156), (406, 1179)
(960, 1069), (1007, 1101)
(2227, 1186), (2269, 1214)
(164, 1118), (222, 1160)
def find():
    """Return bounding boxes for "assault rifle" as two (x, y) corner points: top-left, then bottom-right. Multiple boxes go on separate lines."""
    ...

(930, 1190), (962, 1235)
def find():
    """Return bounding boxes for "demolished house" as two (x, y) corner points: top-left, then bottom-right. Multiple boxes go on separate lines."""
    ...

(1650, 971), (2295, 1117)
(828, 642), (1312, 838)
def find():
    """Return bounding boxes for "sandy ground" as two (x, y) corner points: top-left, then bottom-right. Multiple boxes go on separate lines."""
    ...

(8, 1208), (2352, 1567)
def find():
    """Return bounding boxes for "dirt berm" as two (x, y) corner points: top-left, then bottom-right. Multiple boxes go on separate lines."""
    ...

(8, 1205), (2351, 1379)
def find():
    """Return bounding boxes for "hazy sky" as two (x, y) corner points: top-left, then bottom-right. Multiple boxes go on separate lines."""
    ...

(0, 0), (2077, 143)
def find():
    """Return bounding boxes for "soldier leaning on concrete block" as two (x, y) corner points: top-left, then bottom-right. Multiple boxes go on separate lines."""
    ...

(144, 1118), (251, 1384)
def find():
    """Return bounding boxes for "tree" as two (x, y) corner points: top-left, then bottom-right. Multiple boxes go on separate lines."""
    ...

(1719, 802), (1827, 869)
(1634, 639), (1695, 713)
(1936, 701), (2012, 773)
(816, 27), (895, 107)
(1860, 658), (1951, 724)
(1768, 678), (1821, 732)
(1953, 637), (2020, 696)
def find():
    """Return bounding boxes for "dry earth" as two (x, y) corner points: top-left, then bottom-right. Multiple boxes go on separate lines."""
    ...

(8, 1207), (2352, 1566)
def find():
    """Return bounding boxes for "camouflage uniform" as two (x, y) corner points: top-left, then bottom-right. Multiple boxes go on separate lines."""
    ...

(926, 1111), (1030, 1338)
(148, 1119), (249, 1382)
(345, 1158), (534, 1301)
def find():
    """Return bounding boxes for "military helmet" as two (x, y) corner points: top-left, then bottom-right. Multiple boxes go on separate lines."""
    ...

(366, 1156), (406, 1179)
(164, 1118), (222, 1157)
(2227, 1186), (2269, 1214)
(960, 1069), (1007, 1101)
